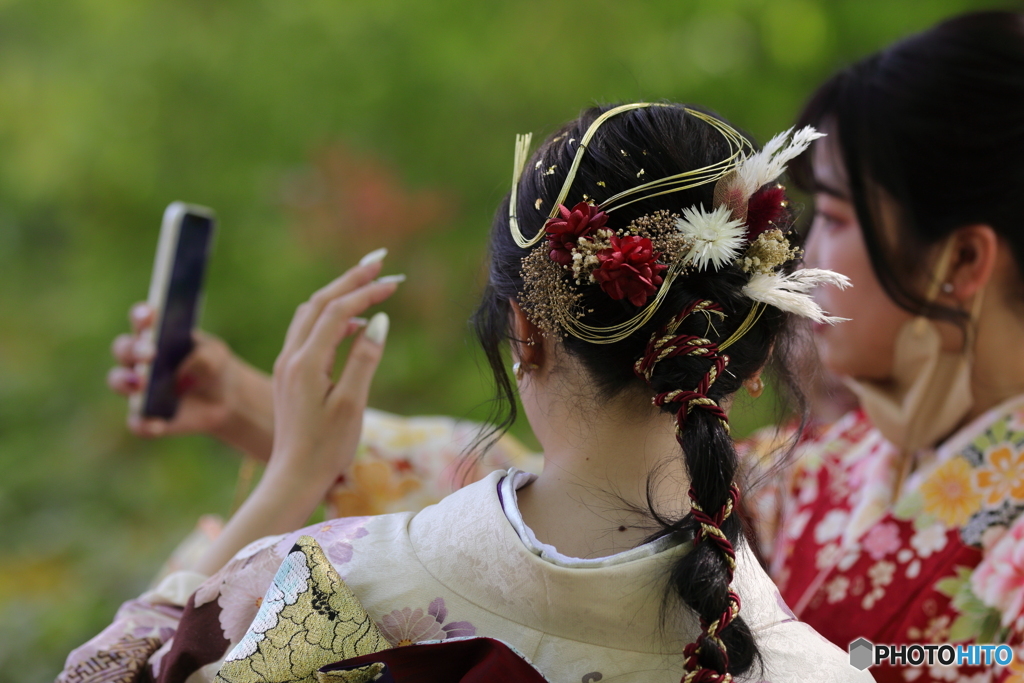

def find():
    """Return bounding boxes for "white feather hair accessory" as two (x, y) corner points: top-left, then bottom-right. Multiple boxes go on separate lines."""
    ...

(733, 126), (825, 201)
(741, 269), (852, 325)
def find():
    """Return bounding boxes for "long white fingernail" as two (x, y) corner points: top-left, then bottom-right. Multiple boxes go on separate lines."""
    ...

(349, 316), (369, 327)
(375, 274), (406, 285)
(134, 338), (155, 360)
(365, 312), (390, 345)
(359, 248), (388, 267)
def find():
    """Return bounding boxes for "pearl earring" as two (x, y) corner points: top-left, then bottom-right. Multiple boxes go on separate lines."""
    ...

(941, 282), (954, 294)
(513, 362), (538, 380)
(746, 376), (764, 398)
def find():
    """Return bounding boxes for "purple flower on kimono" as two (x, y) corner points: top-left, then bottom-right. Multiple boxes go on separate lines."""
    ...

(278, 517), (370, 569)
(217, 549), (287, 645)
(377, 598), (476, 647)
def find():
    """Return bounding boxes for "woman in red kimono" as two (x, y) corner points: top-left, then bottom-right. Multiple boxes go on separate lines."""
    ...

(750, 11), (1024, 683)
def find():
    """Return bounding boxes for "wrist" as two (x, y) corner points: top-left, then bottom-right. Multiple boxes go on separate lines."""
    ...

(212, 357), (275, 461)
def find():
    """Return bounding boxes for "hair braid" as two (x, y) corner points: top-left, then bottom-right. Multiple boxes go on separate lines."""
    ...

(636, 300), (753, 682)
(474, 104), (799, 681)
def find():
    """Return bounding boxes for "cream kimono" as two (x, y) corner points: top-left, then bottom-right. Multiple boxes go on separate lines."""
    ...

(60, 468), (870, 683)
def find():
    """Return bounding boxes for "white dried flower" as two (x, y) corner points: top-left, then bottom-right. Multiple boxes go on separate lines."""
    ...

(675, 205), (747, 272)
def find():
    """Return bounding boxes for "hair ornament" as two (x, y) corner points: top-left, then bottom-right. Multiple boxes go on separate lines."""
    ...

(713, 126), (826, 219)
(674, 205), (747, 272)
(511, 103), (845, 346)
(741, 269), (851, 325)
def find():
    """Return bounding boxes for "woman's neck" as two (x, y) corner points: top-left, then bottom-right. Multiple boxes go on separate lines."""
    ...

(515, 374), (689, 560)
(966, 299), (1024, 423)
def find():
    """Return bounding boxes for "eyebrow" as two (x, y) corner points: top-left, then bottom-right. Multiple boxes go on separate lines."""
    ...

(814, 180), (850, 201)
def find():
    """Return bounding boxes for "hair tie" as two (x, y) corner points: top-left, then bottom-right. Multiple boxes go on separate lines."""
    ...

(681, 484), (742, 683)
(636, 300), (731, 435)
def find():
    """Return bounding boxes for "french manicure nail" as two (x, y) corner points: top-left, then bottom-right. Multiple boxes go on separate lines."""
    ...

(365, 312), (390, 345)
(134, 338), (155, 360)
(359, 248), (388, 267)
(349, 316), (369, 327)
(131, 303), (150, 323)
(375, 274), (406, 285)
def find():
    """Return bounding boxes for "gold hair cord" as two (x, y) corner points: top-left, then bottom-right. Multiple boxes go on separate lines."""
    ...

(509, 132), (535, 248)
(508, 103), (756, 344)
(718, 302), (766, 352)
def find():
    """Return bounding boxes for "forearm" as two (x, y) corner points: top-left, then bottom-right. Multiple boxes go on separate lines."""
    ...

(194, 473), (322, 576)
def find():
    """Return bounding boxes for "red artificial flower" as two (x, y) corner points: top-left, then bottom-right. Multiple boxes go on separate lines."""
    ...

(544, 201), (609, 266)
(745, 185), (788, 239)
(592, 235), (667, 307)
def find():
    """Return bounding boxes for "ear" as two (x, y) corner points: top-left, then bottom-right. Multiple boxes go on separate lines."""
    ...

(742, 368), (765, 398)
(945, 224), (998, 301)
(508, 299), (545, 370)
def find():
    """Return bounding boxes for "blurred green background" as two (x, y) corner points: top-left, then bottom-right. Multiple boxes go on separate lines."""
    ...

(0, 0), (1000, 679)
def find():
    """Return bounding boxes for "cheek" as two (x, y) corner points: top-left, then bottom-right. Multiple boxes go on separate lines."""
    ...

(807, 228), (911, 381)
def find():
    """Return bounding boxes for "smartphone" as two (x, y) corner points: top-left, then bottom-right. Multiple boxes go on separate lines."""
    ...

(130, 202), (216, 419)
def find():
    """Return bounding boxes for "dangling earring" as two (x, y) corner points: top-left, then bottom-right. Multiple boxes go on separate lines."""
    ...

(745, 376), (764, 398)
(513, 362), (538, 380)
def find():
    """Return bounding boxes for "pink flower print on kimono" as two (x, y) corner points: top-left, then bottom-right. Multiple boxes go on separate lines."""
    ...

(277, 516), (370, 569)
(377, 598), (476, 647)
(972, 514), (1024, 629)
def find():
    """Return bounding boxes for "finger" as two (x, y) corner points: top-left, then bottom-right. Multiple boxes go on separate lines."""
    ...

(130, 302), (155, 333)
(298, 280), (399, 377)
(281, 256), (387, 358)
(108, 366), (143, 396)
(127, 414), (169, 438)
(332, 312), (389, 407)
(111, 334), (138, 366)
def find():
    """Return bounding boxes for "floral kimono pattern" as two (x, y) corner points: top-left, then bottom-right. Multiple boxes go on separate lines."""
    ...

(752, 398), (1024, 683)
(60, 471), (871, 683)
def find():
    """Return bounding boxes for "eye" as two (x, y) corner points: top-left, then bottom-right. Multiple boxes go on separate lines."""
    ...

(811, 210), (845, 233)
(811, 194), (854, 234)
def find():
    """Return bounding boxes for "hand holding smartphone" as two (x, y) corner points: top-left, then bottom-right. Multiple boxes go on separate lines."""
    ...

(130, 202), (216, 419)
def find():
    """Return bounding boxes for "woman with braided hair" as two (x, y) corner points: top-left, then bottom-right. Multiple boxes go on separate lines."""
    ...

(58, 103), (867, 683)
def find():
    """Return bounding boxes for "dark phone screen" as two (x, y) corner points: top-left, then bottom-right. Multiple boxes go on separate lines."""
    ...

(143, 213), (214, 418)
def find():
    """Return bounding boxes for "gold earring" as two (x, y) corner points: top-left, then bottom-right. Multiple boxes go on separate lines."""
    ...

(745, 376), (764, 398)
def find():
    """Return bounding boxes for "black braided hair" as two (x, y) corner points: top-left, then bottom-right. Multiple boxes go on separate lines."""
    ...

(473, 104), (799, 679)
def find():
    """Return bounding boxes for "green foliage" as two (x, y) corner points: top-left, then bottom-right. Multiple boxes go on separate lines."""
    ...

(0, 0), (997, 680)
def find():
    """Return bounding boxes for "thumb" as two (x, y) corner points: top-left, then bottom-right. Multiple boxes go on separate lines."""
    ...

(331, 312), (388, 407)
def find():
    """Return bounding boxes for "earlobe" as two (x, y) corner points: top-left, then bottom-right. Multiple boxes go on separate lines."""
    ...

(508, 299), (545, 371)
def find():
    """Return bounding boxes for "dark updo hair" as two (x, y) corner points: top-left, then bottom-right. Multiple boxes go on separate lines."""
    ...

(791, 10), (1024, 318)
(473, 104), (797, 679)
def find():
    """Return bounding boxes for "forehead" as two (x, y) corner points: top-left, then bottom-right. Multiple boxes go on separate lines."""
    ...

(811, 135), (850, 200)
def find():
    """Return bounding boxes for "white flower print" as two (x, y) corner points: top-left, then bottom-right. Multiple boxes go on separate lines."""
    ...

(218, 550), (285, 645)
(787, 509), (812, 539)
(909, 523), (948, 559)
(868, 560), (896, 587)
(862, 586), (885, 609)
(825, 576), (850, 604)
(906, 559), (921, 579)
(814, 510), (849, 544)
(837, 546), (861, 572)
(815, 542), (842, 570)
